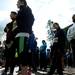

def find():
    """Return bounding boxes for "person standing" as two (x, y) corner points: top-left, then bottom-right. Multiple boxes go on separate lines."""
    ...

(15, 0), (34, 75)
(40, 40), (47, 70)
(67, 14), (75, 67)
(28, 32), (38, 73)
(47, 23), (65, 75)
(2, 11), (18, 75)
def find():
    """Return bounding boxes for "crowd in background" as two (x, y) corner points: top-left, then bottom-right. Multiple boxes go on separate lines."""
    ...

(0, 0), (75, 75)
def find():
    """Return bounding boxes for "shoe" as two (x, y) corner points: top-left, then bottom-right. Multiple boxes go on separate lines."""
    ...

(68, 67), (72, 74)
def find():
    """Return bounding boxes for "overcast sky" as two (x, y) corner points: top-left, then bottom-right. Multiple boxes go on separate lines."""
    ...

(0, 0), (75, 46)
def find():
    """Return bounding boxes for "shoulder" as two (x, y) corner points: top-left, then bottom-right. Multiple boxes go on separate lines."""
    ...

(4, 22), (12, 32)
(26, 6), (32, 12)
(26, 6), (34, 16)
(68, 24), (73, 30)
(58, 29), (64, 34)
(6, 22), (11, 26)
(6, 22), (12, 27)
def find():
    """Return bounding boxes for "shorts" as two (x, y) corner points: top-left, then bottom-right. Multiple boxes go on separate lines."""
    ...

(15, 37), (32, 66)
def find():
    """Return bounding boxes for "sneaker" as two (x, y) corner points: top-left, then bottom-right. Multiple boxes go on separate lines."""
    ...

(68, 67), (72, 74)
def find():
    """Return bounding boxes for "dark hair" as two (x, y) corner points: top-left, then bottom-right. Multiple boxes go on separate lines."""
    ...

(72, 14), (75, 19)
(53, 22), (60, 29)
(11, 11), (17, 15)
(42, 40), (46, 43)
(54, 22), (60, 26)
(54, 22), (59, 25)
(19, 0), (27, 5)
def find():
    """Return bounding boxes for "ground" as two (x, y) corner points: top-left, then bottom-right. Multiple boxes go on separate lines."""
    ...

(0, 67), (75, 75)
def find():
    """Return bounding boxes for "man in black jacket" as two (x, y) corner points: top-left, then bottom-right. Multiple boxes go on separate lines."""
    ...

(16, 0), (34, 34)
(2, 11), (17, 75)
(15, 0), (34, 75)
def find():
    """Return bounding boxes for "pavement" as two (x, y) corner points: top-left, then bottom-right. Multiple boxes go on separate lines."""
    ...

(0, 67), (75, 75)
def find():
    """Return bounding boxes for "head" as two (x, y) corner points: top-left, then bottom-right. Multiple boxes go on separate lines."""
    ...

(10, 11), (17, 20)
(53, 22), (60, 30)
(42, 40), (46, 44)
(72, 14), (75, 23)
(17, 0), (27, 8)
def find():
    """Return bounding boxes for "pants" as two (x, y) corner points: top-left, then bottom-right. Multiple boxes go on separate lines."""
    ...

(31, 53), (38, 72)
(40, 53), (47, 69)
(70, 39), (75, 66)
(47, 57), (63, 75)
(15, 37), (31, 66)
(4, 42), (16, 74)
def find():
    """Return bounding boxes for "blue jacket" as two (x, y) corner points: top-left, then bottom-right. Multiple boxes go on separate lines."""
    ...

(40, 42), (47, 54)
(28, 33), (37, 53)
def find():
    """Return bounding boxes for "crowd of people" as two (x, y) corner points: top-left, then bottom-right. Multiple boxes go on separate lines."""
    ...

(0, 0), (75, 75)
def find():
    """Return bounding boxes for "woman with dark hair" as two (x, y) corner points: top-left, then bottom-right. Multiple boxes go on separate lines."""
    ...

(47, 23), (65, 75)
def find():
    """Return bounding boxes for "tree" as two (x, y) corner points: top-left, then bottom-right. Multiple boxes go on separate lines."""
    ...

(46, 20), (54, 45)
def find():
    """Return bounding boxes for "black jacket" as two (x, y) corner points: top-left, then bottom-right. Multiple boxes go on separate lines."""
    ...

(55, 28), (66, 48)
(50, 28), (66, 59)
(4, 21), (18, 43)
(4, 22), (13, 43)
(16, 5), (34, 34)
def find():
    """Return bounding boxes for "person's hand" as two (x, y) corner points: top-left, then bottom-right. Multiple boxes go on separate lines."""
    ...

(53, 37), (58, 43)
(28, 49), (31, 53)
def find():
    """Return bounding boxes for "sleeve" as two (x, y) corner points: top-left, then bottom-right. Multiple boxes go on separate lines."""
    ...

(67, 27), (74, 42)
(4, 24), (9, 32)
(27, 7), (35, 26)
(4, 26), (7, 32)
(50, 45), (55, 59)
